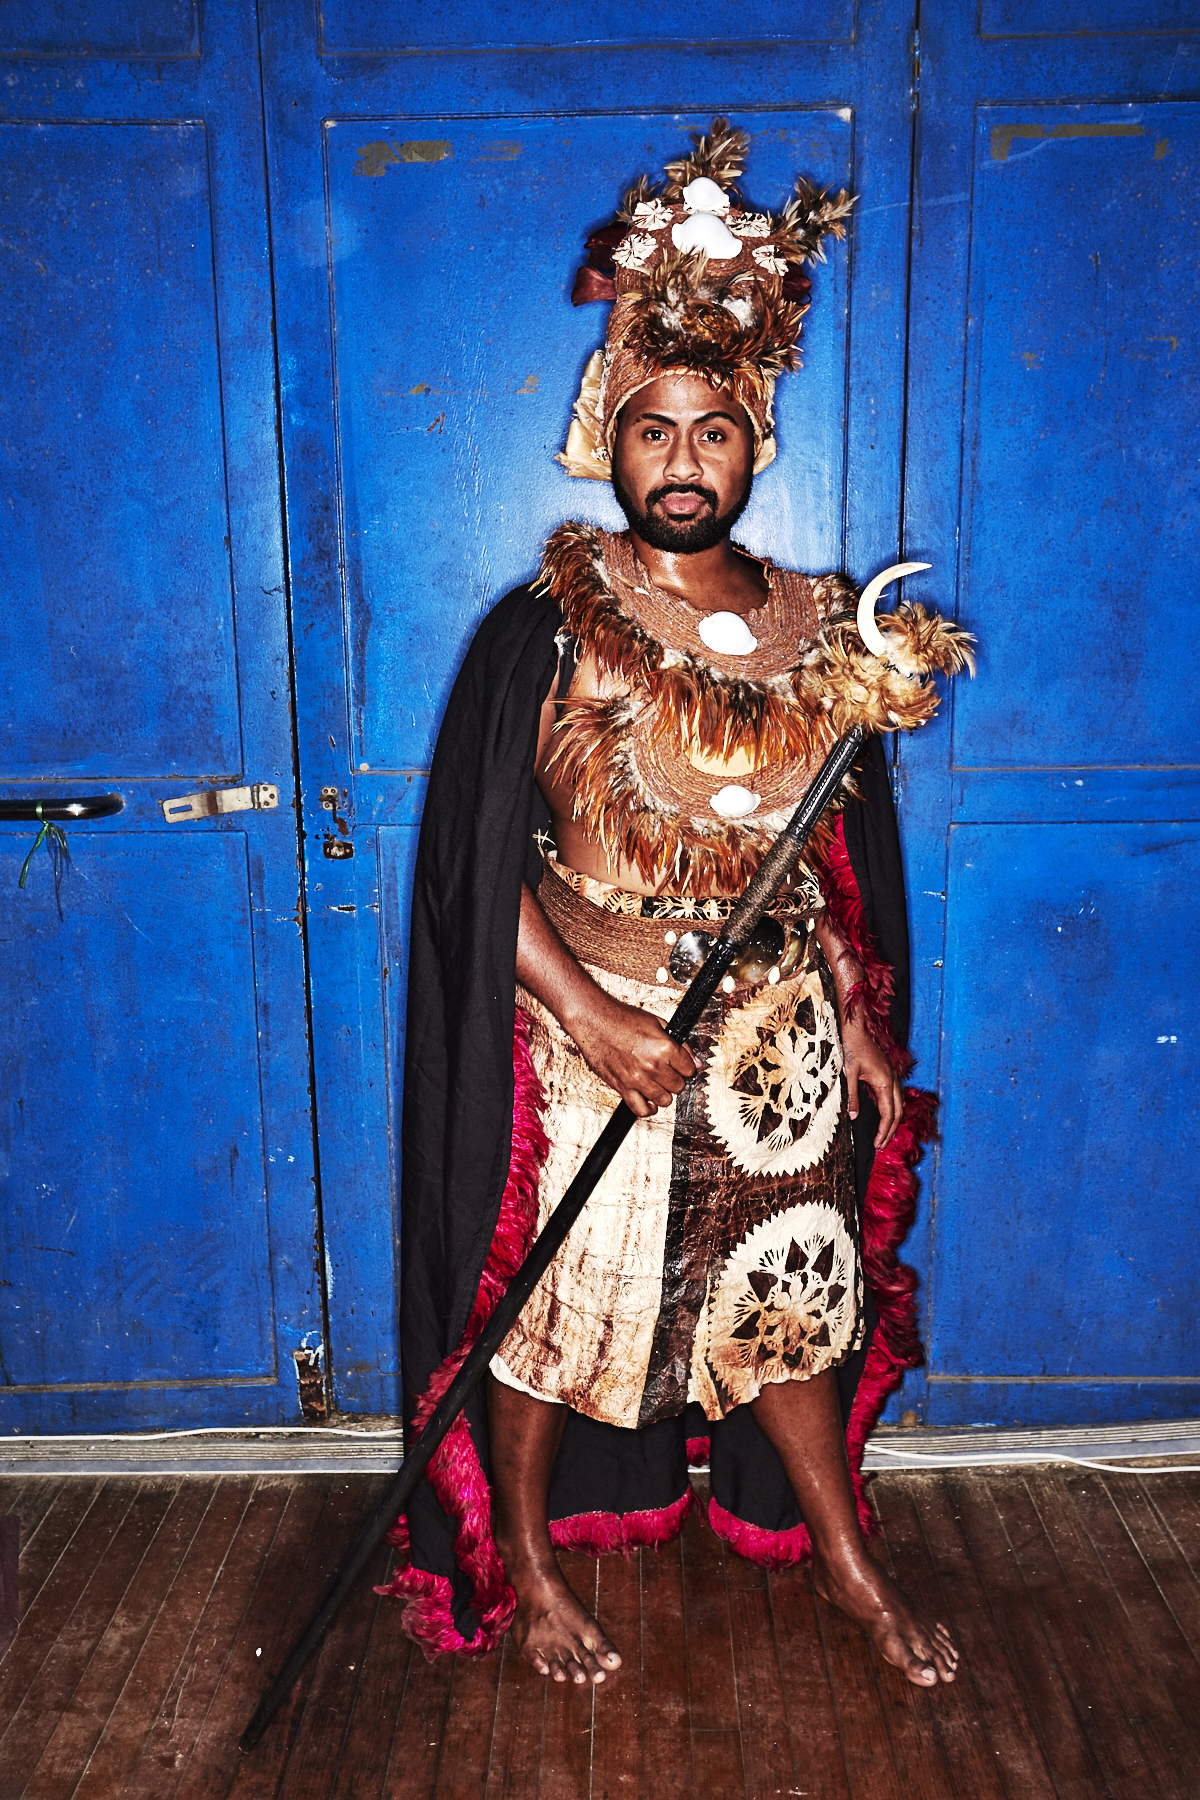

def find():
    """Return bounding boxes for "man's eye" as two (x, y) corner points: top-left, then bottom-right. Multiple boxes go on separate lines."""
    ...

(643, 429), (666, 441)
(703, 429), (726, 443)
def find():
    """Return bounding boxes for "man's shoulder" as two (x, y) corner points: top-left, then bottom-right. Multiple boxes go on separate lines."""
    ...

(446, 578), (562, 715)
(485, 578), (562, 626)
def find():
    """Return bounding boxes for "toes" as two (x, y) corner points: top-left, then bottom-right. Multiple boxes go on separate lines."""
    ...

(563, 1657), (589, 1685)
(583, 1635), (622, 1670)
(579, 1649), (607, 1684)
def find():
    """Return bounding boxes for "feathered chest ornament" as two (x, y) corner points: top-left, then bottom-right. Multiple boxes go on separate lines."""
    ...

(538, 523), (974, 895)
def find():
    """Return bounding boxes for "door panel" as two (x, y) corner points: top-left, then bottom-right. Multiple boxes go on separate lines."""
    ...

(955, 103), (1198, 769)
(327, 111), (853, 773)
(262, 0), (917, 1415)
(0, 1), (322, 1432)
(317, 0), (855, 54)
(902, 7), (1200, 1425)
(936, 823), (1198, 1412)
(2, 833), (274, 1389)
(0, 121), (241, 777)
(980, 1), (1200, 35)
(0, 3), (199, 58)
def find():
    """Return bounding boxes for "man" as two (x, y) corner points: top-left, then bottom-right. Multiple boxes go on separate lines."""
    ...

(384, 122), (970, 1692)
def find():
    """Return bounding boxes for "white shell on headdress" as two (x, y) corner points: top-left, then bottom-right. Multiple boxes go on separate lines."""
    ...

(710, 785), (761, 819)
(681, 176), (730, 214)
(671, 211), (741, 261)
(698, 611), (759, 656)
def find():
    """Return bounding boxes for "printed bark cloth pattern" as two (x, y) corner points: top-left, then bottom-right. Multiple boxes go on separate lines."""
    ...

(492, 876), (862, 1429)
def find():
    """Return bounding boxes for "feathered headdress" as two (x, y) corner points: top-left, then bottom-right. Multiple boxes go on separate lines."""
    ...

(557, 119), (854, 481)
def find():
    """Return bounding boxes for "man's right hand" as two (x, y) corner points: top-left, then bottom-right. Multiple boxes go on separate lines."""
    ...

(564, 993), (697, 1118)
(516, 880), (696, 1116)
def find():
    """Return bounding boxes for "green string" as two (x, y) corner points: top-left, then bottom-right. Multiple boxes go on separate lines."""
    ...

(18, 805), (70, 920)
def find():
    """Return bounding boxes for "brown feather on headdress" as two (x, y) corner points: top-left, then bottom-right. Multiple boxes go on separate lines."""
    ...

(556, 120), (856, 481)
(661, 117), (751, 200)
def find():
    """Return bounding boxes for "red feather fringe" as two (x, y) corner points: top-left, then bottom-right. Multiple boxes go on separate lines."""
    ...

(375, 1011), (549, 1657)
(549, 1489), (694, 1557)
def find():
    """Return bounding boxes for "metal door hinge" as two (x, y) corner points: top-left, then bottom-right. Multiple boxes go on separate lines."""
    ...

(911, 27), (921, 115)
(161, 783), (280, 822)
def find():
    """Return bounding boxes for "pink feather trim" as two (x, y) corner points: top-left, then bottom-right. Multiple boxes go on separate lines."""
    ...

(707, 1496), (814, 1569)
(549, 1488), (694, 1557)
(376, 1010), (549, 1658)
(819, 817), (914, 1076)
(686, 1435), (711, 1466)
(707, 823), (933, 1560)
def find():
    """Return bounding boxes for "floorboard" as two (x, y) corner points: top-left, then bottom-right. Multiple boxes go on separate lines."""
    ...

(535, 1554), (595, 1800)
(905, 1475), (1058, 1799)
(768, 1562), (852, 1800)
(130, 1477), (321, 1800)
(1, 1481), (179, 1796)
(1030, 1470), (1200, 1797)
(987, 1475), (1153, 1800)
(724, 1542), (796, 1800)
(680, 1505), (743, 1796)
(328, 1554), (416, 1800)
(870, 1491), (969, 1800)
(383, 1627), (454, 1799)
(3, 1469), (1199, 1800)
(637, 1529), (692, 1800)
(72, 1479), (258, 1800)
(275, 1535), (395, 1800)
(483, 1633), (547, 1800)
(222, 1479), (382, 1800)
(23, 1480), (214, 1800)
(588, 1543), (641, 1800)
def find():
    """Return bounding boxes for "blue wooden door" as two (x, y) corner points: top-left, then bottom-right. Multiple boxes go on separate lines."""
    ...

(902, 3), (1200, 1426)
(259, 0), (920, 1417)
(0, 3), (324, 1430)
(6, 2), (1195, 1437)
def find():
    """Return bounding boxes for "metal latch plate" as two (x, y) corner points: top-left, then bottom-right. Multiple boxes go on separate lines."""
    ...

(161, 783), (279, 822)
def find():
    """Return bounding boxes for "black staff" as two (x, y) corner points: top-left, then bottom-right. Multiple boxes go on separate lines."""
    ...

(240, 721), (866, 1755)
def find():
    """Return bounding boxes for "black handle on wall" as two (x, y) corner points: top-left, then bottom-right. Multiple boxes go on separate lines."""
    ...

(0, 795), (124, 822)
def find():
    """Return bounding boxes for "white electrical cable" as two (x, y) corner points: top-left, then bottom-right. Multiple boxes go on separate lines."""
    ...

(3, 1424), (404, 1443)
(867, 1445), (1200, 1474)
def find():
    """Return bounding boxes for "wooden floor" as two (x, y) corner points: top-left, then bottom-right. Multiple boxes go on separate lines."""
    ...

(2, 1467), (1199, 1799)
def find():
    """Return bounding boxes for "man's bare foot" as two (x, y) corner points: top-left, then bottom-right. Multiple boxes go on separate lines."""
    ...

(812, 1547), (959, 1687)
(505, 1551), (622, 1685)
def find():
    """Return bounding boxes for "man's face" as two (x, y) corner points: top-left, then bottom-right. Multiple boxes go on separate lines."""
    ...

(611, 372), (755, 554)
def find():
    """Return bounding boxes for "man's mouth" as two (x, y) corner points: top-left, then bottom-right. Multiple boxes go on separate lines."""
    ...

(649, 486), (717, 521)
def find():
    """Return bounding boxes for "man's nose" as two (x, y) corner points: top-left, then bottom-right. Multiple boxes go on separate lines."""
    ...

(663, 432), (703, 482)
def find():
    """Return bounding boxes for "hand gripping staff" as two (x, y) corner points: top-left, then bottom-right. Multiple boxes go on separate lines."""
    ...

(239, 562), (951, 1755)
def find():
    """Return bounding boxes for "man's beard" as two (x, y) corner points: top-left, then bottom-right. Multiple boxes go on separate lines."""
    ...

(611, 475), (753, 554)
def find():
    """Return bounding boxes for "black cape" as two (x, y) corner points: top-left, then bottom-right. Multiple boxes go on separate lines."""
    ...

(400, 582), (913, 1639)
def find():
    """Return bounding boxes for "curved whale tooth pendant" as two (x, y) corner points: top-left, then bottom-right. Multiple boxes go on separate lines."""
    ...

(698, 610), (759, 656)
(856, 561), (932, 657)
(710, 784), (761, 819)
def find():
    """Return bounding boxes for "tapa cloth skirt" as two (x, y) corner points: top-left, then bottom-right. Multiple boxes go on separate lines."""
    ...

(492, 860), (864, 1430)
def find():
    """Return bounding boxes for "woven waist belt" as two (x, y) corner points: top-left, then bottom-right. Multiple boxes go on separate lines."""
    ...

(537, 861), (818, 993)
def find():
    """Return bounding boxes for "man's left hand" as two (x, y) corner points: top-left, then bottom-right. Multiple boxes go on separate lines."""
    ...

(841, 1013), (904, 1149)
